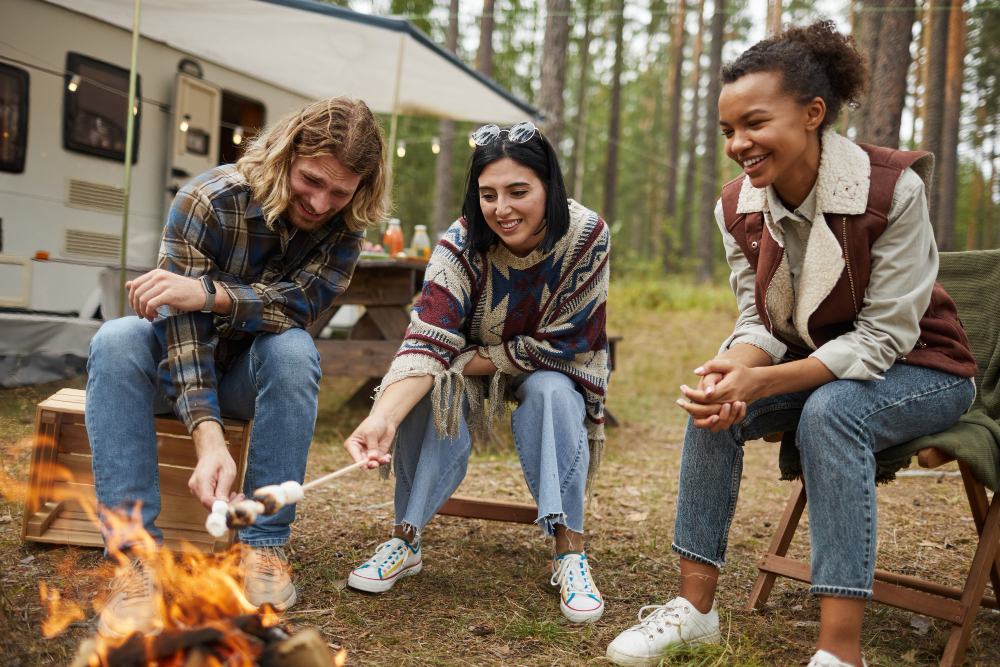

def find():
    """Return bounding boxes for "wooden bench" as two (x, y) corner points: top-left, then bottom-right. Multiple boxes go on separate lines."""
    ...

(20, 388), (251, 554)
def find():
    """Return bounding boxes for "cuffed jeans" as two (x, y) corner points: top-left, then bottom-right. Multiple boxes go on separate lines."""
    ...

(673, 363), (974, 599)
(394, 370), (590, 539)
(85, 317), (321, 549)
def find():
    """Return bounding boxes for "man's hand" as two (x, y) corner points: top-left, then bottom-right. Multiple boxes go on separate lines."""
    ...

(343, 414), (395, 470)
(189, 421), (244, 509)
(127, 269), (208, 321)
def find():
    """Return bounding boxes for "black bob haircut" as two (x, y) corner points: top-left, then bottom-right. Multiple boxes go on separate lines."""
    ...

(460, 127), (570, 254)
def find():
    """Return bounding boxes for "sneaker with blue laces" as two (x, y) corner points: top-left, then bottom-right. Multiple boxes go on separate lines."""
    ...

(550, 552), (604, 623)
(348, 537), (422, 593)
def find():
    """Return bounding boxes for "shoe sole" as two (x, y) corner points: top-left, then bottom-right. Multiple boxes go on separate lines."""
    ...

(250, 585), (297, 612)
(347, 560), (422, 593)
(605, 632), (722, 667)
(97, 615), (163, 639)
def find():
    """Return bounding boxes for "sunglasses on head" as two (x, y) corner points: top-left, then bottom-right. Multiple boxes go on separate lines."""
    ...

(471, 121), (539, 147)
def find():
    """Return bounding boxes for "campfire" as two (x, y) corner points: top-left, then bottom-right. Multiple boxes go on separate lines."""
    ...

(24, 451), (347, 667)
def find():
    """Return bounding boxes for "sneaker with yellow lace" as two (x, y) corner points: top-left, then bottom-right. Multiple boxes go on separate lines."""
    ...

(551, 552), (604, 623)
(348, 537), (422, 593)
(239, 545), (297, 611)
(97, 557), (163, 638)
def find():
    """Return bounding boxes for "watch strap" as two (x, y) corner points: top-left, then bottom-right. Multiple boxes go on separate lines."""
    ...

(199, 275), (216, 313)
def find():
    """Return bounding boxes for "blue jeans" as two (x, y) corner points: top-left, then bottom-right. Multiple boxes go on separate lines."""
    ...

(85, 317), (321, 548)
(394, 370), (589, 539)
(673, 363), (974, 599)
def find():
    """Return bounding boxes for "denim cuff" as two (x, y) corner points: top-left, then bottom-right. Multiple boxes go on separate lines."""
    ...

(237, 538), (288, 547)
(810, 584), (873, 600)
(671, 543), (725, 569)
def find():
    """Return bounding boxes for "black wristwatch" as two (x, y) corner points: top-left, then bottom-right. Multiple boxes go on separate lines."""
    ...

(199, 275), (216, 313)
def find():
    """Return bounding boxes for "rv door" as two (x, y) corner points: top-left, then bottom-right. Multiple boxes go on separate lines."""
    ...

(169, 73), (221, 197)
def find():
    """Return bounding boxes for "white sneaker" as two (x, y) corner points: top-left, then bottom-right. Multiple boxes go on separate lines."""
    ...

(808, 650), (867, 667)
(550, 552), (604, 623)
(347, 537), (422, 593)
(606, 596), (720, 666)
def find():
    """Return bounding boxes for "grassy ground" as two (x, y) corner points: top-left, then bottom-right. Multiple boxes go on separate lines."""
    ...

(1, 277), (998, 666)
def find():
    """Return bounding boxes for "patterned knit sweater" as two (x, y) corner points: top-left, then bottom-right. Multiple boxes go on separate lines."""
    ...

(376, 199), (611, 489)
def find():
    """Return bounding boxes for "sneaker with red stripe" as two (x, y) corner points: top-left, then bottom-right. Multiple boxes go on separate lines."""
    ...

(551, 552), (604, 623)
(348, 537), (422, 593)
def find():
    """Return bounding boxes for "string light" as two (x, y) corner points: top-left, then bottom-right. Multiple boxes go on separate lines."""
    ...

(396, 140), (406, 158)
(132, 103), (138, 116)
(468, 136), (476, 148)
(232, 125), (244, 145)
(431, 137), (441, 154)
(67, 74), (80, 92)
(179, 114), (190, 132)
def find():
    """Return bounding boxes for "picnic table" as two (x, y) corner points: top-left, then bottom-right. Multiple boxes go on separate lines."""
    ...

(308, 257), (427, 405)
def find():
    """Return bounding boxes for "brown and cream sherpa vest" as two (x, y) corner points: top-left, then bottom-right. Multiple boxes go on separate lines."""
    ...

(720, 131), (976, 378)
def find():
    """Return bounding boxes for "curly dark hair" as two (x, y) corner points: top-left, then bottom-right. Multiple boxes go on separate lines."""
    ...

(720, 20), (869, 131)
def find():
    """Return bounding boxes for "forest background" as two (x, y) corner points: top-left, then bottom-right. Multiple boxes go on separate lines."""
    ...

(331, 0), (1000, 283)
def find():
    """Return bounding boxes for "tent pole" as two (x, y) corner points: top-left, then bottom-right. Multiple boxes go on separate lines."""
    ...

(385, 33), (406, 210)
(118, 0), (142, 317)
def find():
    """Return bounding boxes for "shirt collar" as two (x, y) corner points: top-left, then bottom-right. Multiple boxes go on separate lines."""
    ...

(766, 181), (818, 225)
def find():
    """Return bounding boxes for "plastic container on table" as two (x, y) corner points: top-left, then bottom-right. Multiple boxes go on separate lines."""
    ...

(383, 219), (404, 257)
(410, 225), (432, 259)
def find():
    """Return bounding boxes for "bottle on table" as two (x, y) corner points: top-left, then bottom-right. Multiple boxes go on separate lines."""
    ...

(410, 225), (432, 259)
(383, 218), (404, 256)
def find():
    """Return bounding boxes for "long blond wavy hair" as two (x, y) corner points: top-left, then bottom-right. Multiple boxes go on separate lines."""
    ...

(235, 97), (388, 231)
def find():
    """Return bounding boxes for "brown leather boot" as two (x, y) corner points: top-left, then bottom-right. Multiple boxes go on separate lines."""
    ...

(97, 557), (163, 638)
(239, 545), (297, 611)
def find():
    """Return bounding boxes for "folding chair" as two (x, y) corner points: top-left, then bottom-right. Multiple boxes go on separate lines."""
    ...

(746, 250), (1000, 666)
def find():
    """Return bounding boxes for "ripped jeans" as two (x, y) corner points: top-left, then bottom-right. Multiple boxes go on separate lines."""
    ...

(393, 370), (589, 540)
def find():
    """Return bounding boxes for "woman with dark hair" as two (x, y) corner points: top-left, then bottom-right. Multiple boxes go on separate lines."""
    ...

(606, 21), (976, 667)
(342, 122), (611, 623)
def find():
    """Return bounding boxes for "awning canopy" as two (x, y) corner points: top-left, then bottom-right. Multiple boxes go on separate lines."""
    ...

(43, 0), (537, 124)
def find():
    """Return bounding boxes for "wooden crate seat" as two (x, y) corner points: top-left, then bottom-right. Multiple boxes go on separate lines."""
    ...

(20, 388), (251, 554)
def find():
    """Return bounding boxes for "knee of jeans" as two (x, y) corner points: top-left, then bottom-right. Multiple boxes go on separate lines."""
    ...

(518, 371), (582, 412)
(252, 329), (321, 385)
(797, 392), (864, 455)
(89, 318), (154, 369)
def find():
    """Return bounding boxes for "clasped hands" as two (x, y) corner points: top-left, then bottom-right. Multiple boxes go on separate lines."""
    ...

(676, 358), (765, 433)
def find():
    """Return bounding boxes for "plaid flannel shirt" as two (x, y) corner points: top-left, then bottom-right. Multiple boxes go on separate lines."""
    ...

(153, 165), (364, 433)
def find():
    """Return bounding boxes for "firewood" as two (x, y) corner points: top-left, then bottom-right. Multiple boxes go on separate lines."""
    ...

(258, 628), (339, 667)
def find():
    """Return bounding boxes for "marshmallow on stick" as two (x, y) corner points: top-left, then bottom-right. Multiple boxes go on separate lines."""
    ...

(204, 460), (370, 537)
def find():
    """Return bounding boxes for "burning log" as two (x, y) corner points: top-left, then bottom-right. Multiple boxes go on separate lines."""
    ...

(70, 613), (346, 667)
(206, 460), (369, 536)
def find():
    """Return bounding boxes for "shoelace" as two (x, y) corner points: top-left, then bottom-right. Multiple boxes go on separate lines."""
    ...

(252, 546), (286, 577)
(631, 600), (690, 640)
(110, 559), (153, 601)
(549, 554), (596, 595)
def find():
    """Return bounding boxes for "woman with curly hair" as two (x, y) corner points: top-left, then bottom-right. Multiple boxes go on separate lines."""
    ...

(341, 122), (611, 623)
(606, 21), (976, 667)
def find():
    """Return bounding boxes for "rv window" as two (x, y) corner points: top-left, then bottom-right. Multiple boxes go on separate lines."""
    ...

(63, 53), (141, 163)
(219, 91), (265, 165)
(0, 63), (29, 174)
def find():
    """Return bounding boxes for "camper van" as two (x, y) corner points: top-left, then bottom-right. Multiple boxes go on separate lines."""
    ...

(0, 0), (532, 385)
(0, 0), (312, 319)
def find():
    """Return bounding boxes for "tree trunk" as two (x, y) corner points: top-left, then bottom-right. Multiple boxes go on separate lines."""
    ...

(680, 0), (706, 258)
(921, 0), (950, 226)
(431, 0), (461, 237)
(477, 0), (496, 77)
(539, 0), (571, 150)
(697, 0), (725, 283)
(604, 0), (625, 226)
(662, 0), (688, 269)
(857, 0), (916, 148)
(840, 0), (857, 134)
(934, 0), (965, 252)
(767, 0), (783, 35)
(567, 0), (594, 202)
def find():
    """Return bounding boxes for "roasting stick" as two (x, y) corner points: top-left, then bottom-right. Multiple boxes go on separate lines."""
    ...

(204, 459), (371, 537)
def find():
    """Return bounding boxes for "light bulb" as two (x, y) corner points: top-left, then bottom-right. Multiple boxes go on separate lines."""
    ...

(396, 140), (406, 158)
(468, 136), (476, 148)
(67, 74), (80, 92)
(179, 114), (190, 132)
(232, 125), (244, 145)
(431, 137), (440, 154)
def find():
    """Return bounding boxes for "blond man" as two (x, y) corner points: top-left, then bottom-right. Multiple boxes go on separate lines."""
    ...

(86, 98), (387, 636)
